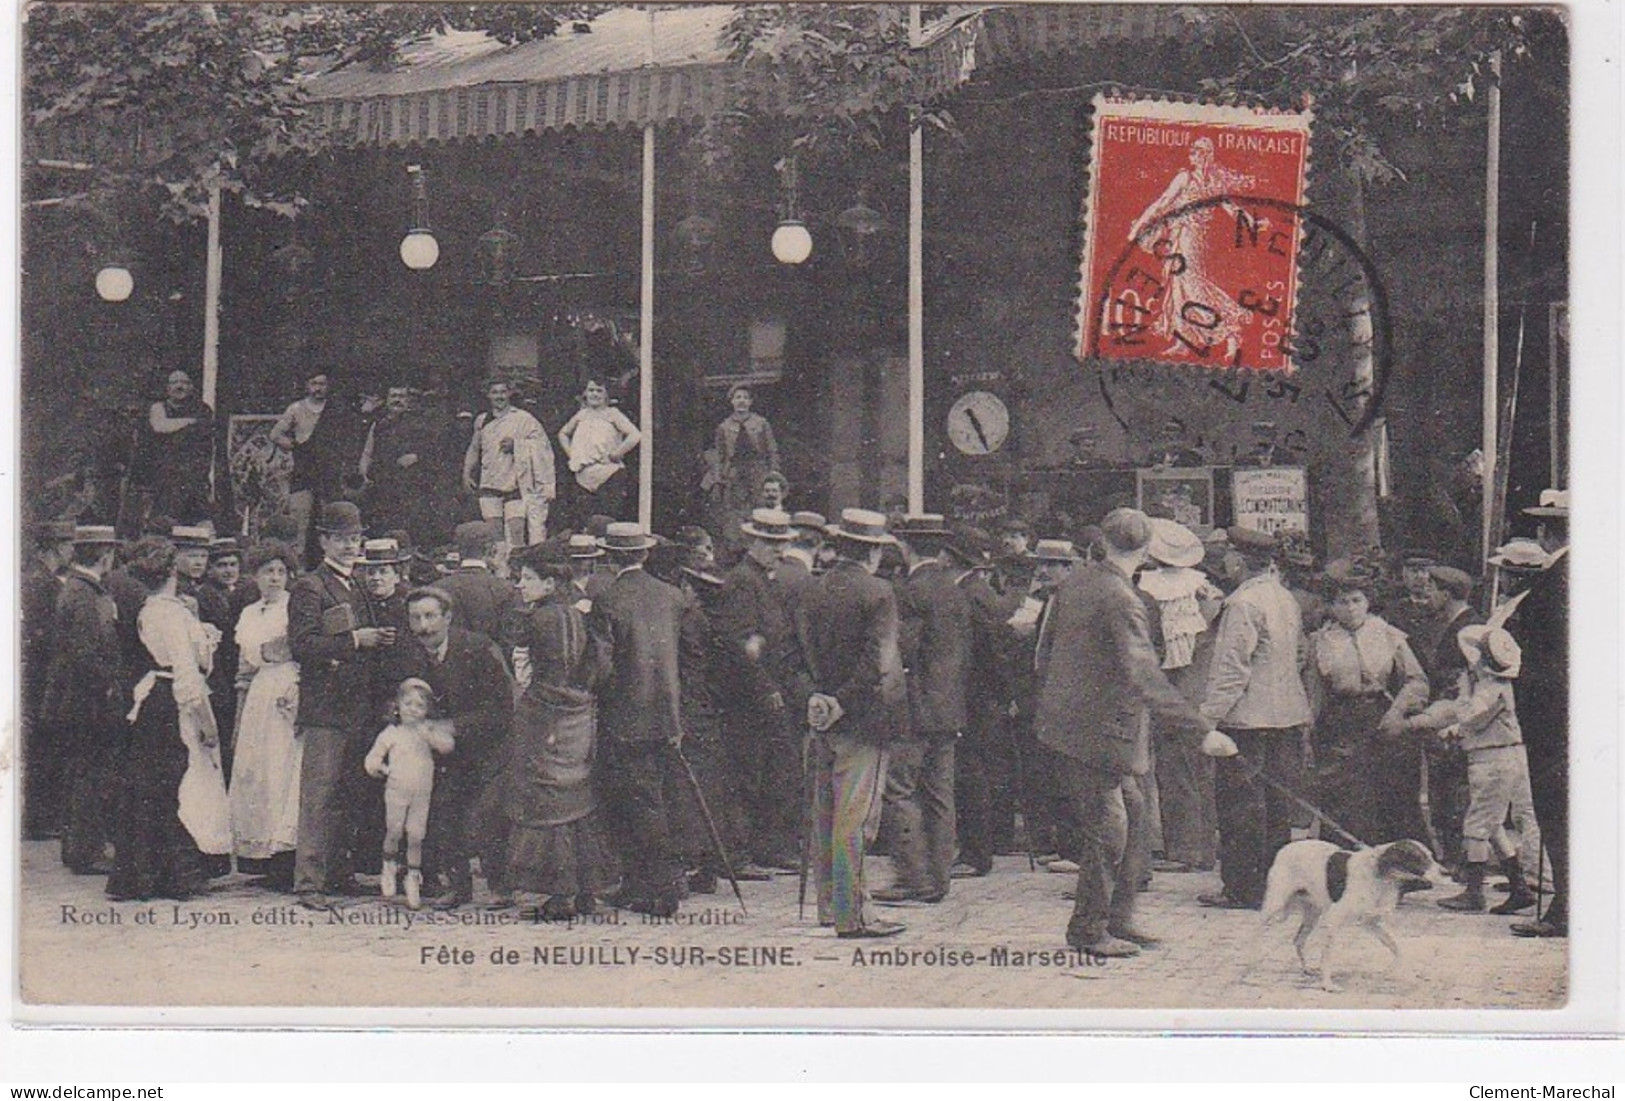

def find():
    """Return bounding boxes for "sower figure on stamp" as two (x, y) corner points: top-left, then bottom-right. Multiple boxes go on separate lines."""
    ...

(798, 509), (911, 940)
(1033, 509), (1214, 958)
(391, 586), (515, 909)
(590, 523), (691, 917)
(876, 513), (974, 905)
(289, 501), (394, 910)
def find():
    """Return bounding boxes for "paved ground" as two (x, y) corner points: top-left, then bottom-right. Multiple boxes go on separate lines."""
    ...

(16, 840), (1565, 1011)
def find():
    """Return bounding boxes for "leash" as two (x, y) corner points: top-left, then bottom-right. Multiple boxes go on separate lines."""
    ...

(1229, 749), (1370, 851)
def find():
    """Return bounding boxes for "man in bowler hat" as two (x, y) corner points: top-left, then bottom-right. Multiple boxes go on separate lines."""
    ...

(290, 501), (394, 908)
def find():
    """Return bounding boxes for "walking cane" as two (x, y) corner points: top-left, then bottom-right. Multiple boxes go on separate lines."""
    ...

(667, 739), (747, 914)
(797, 730), (816, 921)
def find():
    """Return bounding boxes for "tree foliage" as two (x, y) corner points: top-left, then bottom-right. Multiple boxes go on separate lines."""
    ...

(24, 2), (601, 219)
(1181, 6), (1545, 184)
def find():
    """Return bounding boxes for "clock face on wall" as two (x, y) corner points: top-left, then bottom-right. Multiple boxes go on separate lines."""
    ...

(947, 390), (1011, 456)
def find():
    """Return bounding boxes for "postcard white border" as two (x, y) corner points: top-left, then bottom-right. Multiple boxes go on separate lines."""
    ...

(2, 0), (1619, 1068)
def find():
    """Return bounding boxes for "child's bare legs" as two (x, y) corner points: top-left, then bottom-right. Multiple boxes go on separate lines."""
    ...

(381, 788), (411, 898)
(404, 796), (430, 870)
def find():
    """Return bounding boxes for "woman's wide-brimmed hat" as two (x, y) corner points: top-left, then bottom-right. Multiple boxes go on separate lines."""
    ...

(740, 507), (796, 541)
(316, 500), (364, 536)
(1146, 518), (1204, 569)
(597, 521), (659, 552)
(1457, 624), (1522, 679)
(1488, 537), (1552, 570)
(827, 508), (896, 545)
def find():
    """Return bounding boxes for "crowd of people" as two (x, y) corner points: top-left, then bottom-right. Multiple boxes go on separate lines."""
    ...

(119, 366), (796, 569)
(20, 369), (1572, 952)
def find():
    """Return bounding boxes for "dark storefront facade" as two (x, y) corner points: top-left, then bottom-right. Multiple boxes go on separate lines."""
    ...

(22, 5), (1568, 564)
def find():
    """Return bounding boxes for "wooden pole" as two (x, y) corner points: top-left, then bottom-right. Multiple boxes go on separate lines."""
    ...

(907, 4), (925, 515)
(202, 183), (223, 409)
(203, 183), (224, 509)
(639, 123), (656, 532)
(1549, 302), (1563, 489)
(1480, 50), (1502, 568)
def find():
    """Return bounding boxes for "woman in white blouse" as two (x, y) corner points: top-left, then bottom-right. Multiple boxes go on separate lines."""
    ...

(558, 377), (641, 524)
(1305, 566), (1431, 846)
(228, 540), (303, 888)
(107, 536), (230, 902)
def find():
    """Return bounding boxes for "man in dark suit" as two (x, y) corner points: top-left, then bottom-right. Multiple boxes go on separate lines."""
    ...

(21, 519), (76, 840)
(392, 585), (514, 908)
(42, 526), (124, 873)
(1505, 493), (1569, 938)
(437, 520), (523, 652)
(876, 514), (974, 904)
(945, 530), (1021, 877)
(196, 537), (255, 779)
(716, 508), (802, 874)
(591, 522), (690, 916)
(1034, 508), (1214, 957)
(1419, 565), (1482, 875)
(290, 501), (395, 909)
(799, 509), (911, 939)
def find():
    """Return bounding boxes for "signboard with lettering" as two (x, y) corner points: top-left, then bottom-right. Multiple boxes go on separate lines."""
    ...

(1231, 466), (1309, 535)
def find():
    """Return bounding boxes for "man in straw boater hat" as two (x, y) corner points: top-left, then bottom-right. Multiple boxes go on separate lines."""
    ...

(288, 501), (395, 910)
(797, 508), (912, 938)
(1033, 509), (1215, 958)
(715, 507), (803, 877)
(874, 513), (975, 905)
(41, 525), (124, 874)
(1493, 487), (1569, 938)
(591, 521), (691, 916)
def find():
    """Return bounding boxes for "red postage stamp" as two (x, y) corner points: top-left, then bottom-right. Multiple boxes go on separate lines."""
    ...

(1078, 96), (1314, 372)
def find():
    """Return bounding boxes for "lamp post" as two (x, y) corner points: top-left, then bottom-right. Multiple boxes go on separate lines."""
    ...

(400, 164), (440, 270)
(95, 263), (134, 302)
(771, 156), (812, 265)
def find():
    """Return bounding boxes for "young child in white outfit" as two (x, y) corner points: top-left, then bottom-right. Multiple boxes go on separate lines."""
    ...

(1403, 625), (1539, 916)
(365, 679), (454, 908)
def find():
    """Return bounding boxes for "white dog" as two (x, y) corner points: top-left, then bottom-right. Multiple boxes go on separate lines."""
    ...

(1261, 838), (1440, 992)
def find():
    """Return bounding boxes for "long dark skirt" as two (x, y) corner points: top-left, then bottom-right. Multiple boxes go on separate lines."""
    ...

(106, 684), (207, 901)
(505, 695), (618, 896)
(1313, 695), (1428, 847)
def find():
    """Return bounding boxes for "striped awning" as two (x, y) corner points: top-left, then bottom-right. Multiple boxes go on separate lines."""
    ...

(303, 4), (994, 147)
